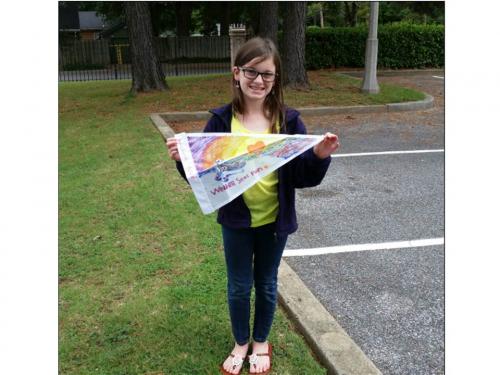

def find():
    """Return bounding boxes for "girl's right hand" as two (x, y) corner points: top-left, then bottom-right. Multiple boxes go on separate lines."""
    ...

(166, 137), (181, 161)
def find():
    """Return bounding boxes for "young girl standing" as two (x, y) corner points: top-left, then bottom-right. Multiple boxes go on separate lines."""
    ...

(167, 37), (339, 375)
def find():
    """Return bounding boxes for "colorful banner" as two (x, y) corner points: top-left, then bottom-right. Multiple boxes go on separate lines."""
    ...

(176, 132), (323, 214)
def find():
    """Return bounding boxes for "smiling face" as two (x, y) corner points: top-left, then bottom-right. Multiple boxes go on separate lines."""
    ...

(233, 57), (276, 103)
(230, 37), (284, 132)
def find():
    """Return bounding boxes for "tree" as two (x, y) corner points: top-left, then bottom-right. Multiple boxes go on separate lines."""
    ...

(76, 1), (125, 22)
(258, 2), (278, 45)
(306, 2), (325, 28)
(282, 2), (309, 89)
(195, 2), (232, 36)
(175, 1), (194, 36)
(124, 2), (168, 93)
(344, 1), (358, 27)
(196, 2), (259, 36)
(404, 2), (444, 24)
(377, 2), (445, 25)
(149, 2), (174, 36)
(321, 1), (344, 27)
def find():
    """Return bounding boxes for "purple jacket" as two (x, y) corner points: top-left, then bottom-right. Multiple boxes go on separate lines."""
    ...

(175, 103), (331, 236)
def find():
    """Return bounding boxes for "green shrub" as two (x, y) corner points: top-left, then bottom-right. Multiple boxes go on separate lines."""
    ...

(306, 23), (444, 69)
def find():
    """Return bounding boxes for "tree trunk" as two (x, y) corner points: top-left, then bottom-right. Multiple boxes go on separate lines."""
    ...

(175, 2), (193, 37)
(258, 2), (278, 45)
(319, 4), (324, 28)
(220, 2), (231, 36)
(282, 2), (309, 89)
(124, 2), (168, 93)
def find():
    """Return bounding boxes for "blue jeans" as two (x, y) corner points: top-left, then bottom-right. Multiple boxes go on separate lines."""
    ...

(222, 224), (288, 345)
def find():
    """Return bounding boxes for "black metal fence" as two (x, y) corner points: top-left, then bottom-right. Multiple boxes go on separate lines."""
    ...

(58, 36), (231, 82)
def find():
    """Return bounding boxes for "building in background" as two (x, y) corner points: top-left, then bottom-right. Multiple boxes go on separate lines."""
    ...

(59, 3), (110, 42)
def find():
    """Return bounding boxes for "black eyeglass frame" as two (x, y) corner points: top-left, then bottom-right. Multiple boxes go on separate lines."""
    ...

(238, 66), (278, 82)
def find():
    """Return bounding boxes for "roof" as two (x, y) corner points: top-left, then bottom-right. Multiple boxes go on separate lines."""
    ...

(78, 11), (108, 31)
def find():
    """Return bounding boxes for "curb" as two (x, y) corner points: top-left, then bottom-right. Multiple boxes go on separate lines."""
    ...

(151, 94), (434, 122)
(150, 113), (175, 139)
(278, 261), (382, 375)
(150, 115), (383, 375)
(387, 93), (434, 112)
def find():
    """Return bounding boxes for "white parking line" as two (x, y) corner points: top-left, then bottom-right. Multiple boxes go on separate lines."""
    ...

(283, 238), (444, 257)
(331, 149), (444, 158)
(432, 75), (444, 79)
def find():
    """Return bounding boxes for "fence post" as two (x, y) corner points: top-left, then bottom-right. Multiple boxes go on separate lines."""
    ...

(116, 45), (123, 65)
(229, 24), (247, 67)
(174, 37), (179, 76)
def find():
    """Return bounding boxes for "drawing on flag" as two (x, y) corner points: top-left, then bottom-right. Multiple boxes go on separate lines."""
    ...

(176, 132), (323, 214)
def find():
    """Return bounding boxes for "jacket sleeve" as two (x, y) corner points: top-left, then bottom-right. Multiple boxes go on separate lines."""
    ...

(174, 115), (219, 183)
(289, 116), (332, 188)
(175, 161), (188, 181)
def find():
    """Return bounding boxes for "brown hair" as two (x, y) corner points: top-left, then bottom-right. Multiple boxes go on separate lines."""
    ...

(231, 37), (285, 134)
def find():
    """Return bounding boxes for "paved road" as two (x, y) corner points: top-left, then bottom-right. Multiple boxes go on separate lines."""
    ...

(285, 72), (444, 375)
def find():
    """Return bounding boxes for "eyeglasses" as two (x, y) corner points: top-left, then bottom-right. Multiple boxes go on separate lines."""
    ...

(238, 67), (277, 82)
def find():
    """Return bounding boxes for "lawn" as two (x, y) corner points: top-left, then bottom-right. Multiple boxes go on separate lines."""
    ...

(59, 70), (425, 117)
(59, 71), (424, 374)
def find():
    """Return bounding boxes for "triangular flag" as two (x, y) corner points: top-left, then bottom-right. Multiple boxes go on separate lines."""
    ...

(176, 132), (322, 214)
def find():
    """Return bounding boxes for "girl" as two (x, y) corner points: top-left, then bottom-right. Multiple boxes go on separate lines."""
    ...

(166, 37), (339, 375)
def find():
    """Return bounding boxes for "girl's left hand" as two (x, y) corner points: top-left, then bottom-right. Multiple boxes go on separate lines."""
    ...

(313, 132), (340, 159)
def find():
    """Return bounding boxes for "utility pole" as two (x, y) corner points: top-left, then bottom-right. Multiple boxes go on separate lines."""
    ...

(361, 1), (380, 94)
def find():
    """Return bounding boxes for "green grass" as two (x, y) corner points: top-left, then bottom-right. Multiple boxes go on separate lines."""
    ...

(285, 70), (426, 106)
(59, 75), (331, 375)
(59, 71), (424, 374)
(59, 70), (425, 117)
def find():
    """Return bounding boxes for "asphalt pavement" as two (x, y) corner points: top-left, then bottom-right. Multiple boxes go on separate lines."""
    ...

(283, 72), (444, 375)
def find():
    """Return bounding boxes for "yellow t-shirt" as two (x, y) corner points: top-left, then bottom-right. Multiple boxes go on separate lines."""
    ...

(231, 115), (279, 227)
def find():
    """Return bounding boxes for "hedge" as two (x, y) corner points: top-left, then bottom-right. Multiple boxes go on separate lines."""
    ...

(305, 23), (444, 70)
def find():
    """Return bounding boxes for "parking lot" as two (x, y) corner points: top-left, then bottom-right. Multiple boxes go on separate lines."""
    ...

(283, 72), (444, 374)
